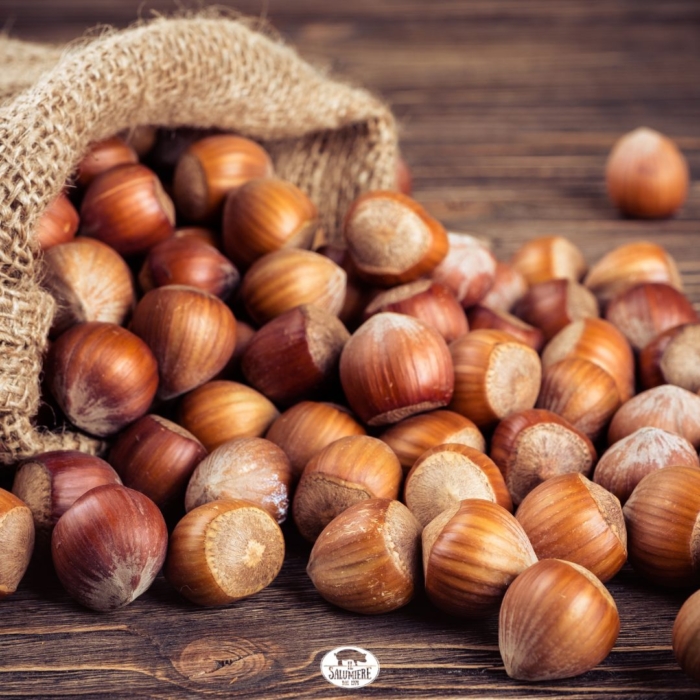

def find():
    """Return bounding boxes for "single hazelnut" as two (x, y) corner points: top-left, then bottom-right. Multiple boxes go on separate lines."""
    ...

(515, 473), (627, 582)
(223, 177), (318, 269)
(108, 415), (206, 511)
(292, 435), (402, 542)
(379, 409), (485, 475)
(639, 323), (700, 392)
(480, 261), (528, 313)
(593, 427), (699, 504)
(422, 499), (537, 617)
(510, 236), (587, 285)
(363, 280), (468, 343)
(307, 498), (421, 614)
(606, 127), (689, 219)
(173, 135), (274, 222)
(491, 408), (597, 506)
(0, 489), (35, 598)
(265, 402), (366, 480)
(131, 285), (237, 400)
(499, 559), (619, 680)
(466, 305), (544, 351)
(178, 380), (279, 452)
(42, 237), (136, 336)
(76, 136), (138, 187)
(80, 163), (175, 256)
(404, 444), (512, 527)
(673, 590), (700, 681)
(241, 305), (349, 407)
(165, 499), (284, 606)
(449, 329), (542, 428)
(185, 437), (293, 524)
(344, 191), (448, 286)
(46, 322), (158, 437)
(241, 249), (346, 326)
(35, 193), (79, 250)
(339, 313), (454, 426)
(51, 484), (167, 611)
(431, 232), (497, 308)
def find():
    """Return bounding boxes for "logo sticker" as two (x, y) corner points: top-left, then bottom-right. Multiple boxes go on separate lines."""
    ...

(320, 646), (380, 688)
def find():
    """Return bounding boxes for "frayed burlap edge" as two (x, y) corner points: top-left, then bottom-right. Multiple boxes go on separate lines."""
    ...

(0, 14), (398, 464)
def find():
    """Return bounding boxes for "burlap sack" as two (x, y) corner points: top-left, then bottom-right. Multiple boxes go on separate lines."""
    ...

(0, 15), (398, 464)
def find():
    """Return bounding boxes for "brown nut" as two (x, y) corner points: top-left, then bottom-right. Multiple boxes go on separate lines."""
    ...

(404, 444), (512, 527)
(76, 136), (138, 187)
(178, 380), (280, 453)
(480, 261), (528, 313)
(173, 135), (274, 222)
(536, 358), (620, 441)
(51, 484), (167, 611)
(35, 193), (79, 250)
(265, 402), (365, 480)
(344, 191), (448, 286)
(379, 409), (485, 475)
(510, 236), (587, 285)
(673, 590), (700, 682)
(292, 435), (402, 542)
(606, 127), (689, 219)
(241, 249), (346, 326)
(449, 329), (542, 428)
(42, 237), (136, 336)
(423, 499), (537, 617)
(499, 559), (619, 680)
(13, 450), (122, 541)
(223, 177), (318, 270)
(491, 408), (597, 506)
(131, 285), (237, 401)
(46, 322), (158, 437)
(623, 466), (700, 587)
(307, 498), (421, 614)
(80, 163), (175, 256)
(515, 473), (627, 582)
(241, 305), (349, 407)
(639, 323), (700, 392)
(431, 232), (497, 308)
(607, 385), (700, 448)
(0, 489), (35, 598)
(108, 415), (206, 511)
(466, 305), (544, 352)
(605, 282), (698, 351)
(340, 313), (454, 426)
(165, 499), (285, 607)
(185, 437), (293, 524)
(593, 427), (699, 504)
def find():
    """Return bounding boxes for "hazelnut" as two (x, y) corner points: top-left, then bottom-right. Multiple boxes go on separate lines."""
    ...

(639, 323), (700, 392)
(265, 402), (366, 480)
(510, 236), (587, 285)
(491, 408), (597, 506)
(121, 125), (157, 158)
(307, 498), (421, 614)
(606, 127), (689, 219)
(241, 249), (346, 326)
(178, 380), (279, 452)
(339, 313), (454, 426)
(131, 285), (237, 400)
(35, 193), (79, 250)
(480, 261), (528, 313)
(185, 437), (293, 524)
(466, 304), (544, 351)
(46, 322), (158, 437)
(76, 136), (138, 187)
(292, 435), (402, 542)
(404, 444), (512, 527)
(80, 163), (175, 256)
(379, 409), (485, 475)
(344, 191), (448, 286)
(223, 177), (318, 269)
(108, 415), (206, 511)
(449, 329), (542, 428)
(515, 473), (627, 582)
(673, 590), (700, 681)
(173, 135), (274, 222)
(165, 499), (285, 607)
(499, 559), (619, 680)
(593, 427), (699, 504)
(422, 499), (536, 617)
(51, 484), (168, 611)
(42, 237), (136, 336)
(0, 489), (35, 598)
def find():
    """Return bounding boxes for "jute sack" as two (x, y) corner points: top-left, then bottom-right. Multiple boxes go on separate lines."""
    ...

(0, 15), (399, 464)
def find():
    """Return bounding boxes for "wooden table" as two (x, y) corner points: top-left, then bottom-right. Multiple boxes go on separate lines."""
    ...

(2, 1), (700, 697)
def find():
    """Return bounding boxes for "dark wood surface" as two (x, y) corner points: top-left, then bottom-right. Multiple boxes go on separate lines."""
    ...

(2, 0), (700, 697)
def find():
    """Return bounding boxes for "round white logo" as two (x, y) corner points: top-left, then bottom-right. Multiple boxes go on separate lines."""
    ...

(320, 646), (380, 688)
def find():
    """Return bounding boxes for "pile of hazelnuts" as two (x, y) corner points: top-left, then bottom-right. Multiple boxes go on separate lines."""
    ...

(1, 123), (699, 683)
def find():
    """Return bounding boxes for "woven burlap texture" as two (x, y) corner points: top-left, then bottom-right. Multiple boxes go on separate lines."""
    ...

(0, 15), (398, 464)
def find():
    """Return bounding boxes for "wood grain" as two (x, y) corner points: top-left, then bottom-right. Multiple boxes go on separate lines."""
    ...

(2, 0), (700, 697)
